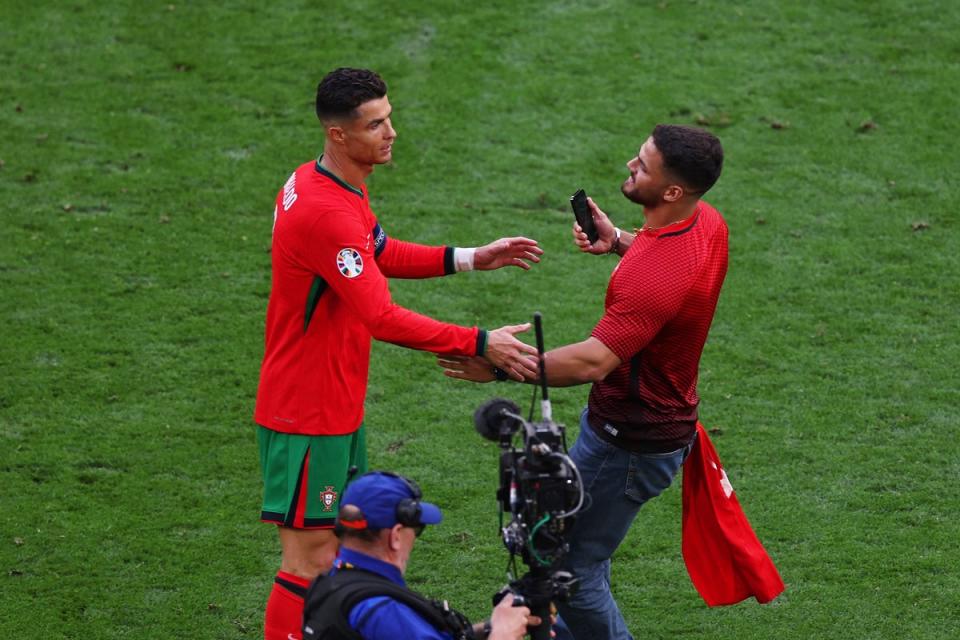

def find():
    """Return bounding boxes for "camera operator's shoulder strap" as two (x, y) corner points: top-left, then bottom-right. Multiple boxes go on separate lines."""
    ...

(302, 567), (476, 640)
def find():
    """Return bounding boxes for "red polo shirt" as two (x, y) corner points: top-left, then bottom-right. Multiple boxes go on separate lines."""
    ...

(589, 201), (729, 452)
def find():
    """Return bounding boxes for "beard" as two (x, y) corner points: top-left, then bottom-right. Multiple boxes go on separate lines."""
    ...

(621, 179), (658, 207)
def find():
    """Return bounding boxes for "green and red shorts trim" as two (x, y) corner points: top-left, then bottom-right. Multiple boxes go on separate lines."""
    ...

(257, 424), (367, 529)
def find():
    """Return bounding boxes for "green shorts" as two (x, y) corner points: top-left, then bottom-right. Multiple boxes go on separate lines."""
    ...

(258, 425), (367, 529)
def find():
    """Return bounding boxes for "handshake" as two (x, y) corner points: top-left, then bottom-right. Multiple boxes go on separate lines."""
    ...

(439, 192), (622, 387)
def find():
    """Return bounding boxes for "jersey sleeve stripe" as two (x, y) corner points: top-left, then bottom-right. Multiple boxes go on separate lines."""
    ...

(443, 246), (456, 275)
(475, 329), (487, 356)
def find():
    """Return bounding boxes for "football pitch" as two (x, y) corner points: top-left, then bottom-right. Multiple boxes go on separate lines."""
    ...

(1, 1), (958, 638)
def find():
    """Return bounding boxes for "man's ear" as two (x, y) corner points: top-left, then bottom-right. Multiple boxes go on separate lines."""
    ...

(663, 184), (685, 203)
(326, 123), (346, 145)
(388, 524), (405, 551)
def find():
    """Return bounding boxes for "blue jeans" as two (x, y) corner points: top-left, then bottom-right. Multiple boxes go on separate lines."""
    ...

(554, 409), (693, 640)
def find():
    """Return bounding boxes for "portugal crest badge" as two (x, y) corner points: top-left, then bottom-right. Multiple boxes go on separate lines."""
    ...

(336, 248), (363, 278)
(319, 485), (338, 512)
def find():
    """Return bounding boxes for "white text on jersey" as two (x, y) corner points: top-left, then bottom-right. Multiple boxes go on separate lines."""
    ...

(282, 172), (298, 211)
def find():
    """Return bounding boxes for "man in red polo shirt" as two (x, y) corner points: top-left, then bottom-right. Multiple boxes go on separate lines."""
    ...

(256, 67), (542, 640)
(440, 125), (726, 639)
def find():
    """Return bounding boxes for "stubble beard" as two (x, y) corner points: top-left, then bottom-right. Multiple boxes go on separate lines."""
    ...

(621, 181), (655, 207)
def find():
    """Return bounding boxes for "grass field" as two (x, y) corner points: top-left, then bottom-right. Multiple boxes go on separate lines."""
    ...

(2, 1), (959, 638)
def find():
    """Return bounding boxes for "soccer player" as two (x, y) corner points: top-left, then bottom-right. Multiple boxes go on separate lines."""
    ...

(439, 125), (727, 639)
(255, 67), (542, 640)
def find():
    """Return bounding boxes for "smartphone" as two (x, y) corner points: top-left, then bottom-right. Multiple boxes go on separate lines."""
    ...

(570, 189), (599, 243)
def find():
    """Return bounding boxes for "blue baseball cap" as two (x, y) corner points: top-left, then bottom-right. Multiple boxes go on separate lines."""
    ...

(338, 471), (443, 530)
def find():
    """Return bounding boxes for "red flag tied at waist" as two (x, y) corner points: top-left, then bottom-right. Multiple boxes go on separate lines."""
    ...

(682, 422), (785, 606)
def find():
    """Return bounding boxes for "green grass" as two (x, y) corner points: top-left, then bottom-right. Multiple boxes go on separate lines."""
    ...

(2, 0), (959, 638)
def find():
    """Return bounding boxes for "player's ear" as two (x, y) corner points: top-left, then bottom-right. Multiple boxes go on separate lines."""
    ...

(325, 123), (347, 145)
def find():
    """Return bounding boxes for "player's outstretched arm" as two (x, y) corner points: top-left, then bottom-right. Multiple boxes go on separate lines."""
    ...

(572, 197), (632, 256)
(472, 237), (543, 271)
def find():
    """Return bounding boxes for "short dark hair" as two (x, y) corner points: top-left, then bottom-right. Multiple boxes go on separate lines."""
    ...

(651, 124), (724, 195)
(315, 68), (388, 122)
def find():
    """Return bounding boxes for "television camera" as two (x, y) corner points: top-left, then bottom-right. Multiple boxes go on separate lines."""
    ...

(473, 313), (584, 640)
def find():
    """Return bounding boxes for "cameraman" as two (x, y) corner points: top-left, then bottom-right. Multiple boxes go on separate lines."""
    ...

(303, 471), (539, 640)
(439, 125), (726, 639)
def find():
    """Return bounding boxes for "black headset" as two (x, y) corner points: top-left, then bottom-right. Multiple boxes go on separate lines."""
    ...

(380, 471), (424, 527)
(336, 470), (424, 532)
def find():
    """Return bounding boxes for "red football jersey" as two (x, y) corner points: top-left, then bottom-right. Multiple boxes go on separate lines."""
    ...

(589, 201), (728, 451)
(682, 422), (785, 606)
(254, 160), (484, 436)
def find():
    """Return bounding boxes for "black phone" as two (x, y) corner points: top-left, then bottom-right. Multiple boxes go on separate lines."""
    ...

(570, 189), (599, 243)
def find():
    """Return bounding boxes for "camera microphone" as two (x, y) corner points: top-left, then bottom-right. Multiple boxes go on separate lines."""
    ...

(534, 312), (552, 422)
(474, 398), (523, 442)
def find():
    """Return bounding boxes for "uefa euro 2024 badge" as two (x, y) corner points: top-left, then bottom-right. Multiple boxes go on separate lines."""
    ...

(337, 248), (363, 278)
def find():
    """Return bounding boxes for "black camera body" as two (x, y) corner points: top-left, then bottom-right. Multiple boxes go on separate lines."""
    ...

(475, 396), (583, 639)
(495, 418), (580, 565)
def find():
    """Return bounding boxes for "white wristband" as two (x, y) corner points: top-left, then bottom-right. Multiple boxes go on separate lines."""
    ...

(453, 247), (476, 272)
